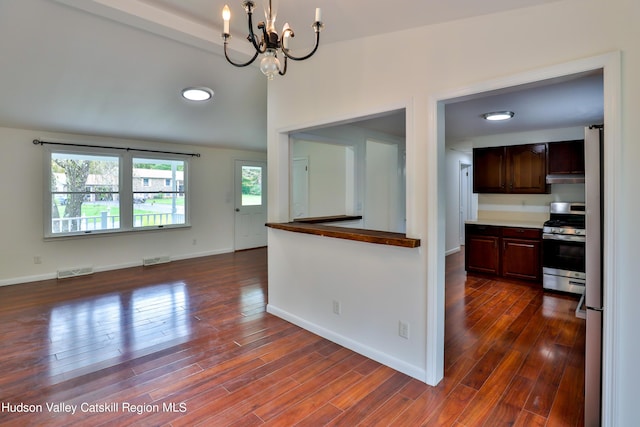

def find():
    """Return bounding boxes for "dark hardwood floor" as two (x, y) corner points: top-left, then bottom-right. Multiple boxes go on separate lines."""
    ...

(0, 247), (585, 426)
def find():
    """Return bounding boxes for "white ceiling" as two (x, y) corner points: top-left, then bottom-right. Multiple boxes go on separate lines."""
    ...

(0, 0), (601, 152)
(445, 70), (604, 144)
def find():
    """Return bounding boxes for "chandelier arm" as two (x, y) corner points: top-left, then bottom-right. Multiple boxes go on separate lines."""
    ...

(278, 55), (288, 76)
(245, 8), (267, 54)
(282, 30), (320, 61)
(223, 38), (260, 67)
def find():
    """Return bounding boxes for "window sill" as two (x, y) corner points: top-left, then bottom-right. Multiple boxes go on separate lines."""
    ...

(266, 221), (420, 248)
(44, 224), (191, 240)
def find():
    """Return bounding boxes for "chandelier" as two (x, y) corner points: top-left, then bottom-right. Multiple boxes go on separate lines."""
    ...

(221, 0), (324, 79)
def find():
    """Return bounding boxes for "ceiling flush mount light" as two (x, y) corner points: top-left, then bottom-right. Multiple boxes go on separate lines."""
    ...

(221, 0), (324, 80)
(182, 87), (213, 101)
(482, 111), (515, 121)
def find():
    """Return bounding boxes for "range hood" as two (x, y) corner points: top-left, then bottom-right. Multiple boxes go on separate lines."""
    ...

(546, 173), (585, 184)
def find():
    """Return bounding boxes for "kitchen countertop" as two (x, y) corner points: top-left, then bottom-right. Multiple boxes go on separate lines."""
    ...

(465, 219), (546, 229)
(266, 221), (420, 248)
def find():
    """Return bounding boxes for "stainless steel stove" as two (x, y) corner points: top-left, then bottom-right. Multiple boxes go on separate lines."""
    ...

(542, 202), (586, 294)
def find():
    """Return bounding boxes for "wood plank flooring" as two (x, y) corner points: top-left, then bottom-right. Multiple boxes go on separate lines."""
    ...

(0, 247), (585, 426)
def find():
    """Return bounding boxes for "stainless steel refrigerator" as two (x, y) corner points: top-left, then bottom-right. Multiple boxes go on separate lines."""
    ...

(584, 125), (603, 426)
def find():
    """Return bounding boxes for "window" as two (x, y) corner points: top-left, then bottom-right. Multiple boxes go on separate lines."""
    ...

(132, 157), (186, 228)
(50, 151), (121, 235)
(241, 165), (263, 206)
(46, 147), (189, 237)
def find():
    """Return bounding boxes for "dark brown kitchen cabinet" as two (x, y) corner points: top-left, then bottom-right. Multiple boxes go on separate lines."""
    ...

(465, 225), (501, 275)
(466, 237), (500, 275)
(501, 227), (542, 281)
(473, 147), (506, 193)
(507, 144), (548, 193)
(465, 224), (542, 282)
(547, 139), (585, 175)
(473, 143), (548, 194)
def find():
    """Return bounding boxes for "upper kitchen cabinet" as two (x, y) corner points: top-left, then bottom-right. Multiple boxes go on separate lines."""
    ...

(507, 143), (548, 193)
(546, 139), (585, 183)
(473, 143), (548, 194)
(473, 146), (506, 193)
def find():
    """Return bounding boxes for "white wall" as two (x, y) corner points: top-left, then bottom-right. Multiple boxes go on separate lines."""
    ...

(268, 230), (425, 378)
(0, 126), (266, 285)
(267, 0), (640, 423)
(364, 139), (403, 232)
(292, 139), (349, 217)
(293, 123), (406, 223)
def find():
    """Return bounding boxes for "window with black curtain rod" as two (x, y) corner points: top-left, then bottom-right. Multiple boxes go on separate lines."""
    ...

(36, 139), (196, 238)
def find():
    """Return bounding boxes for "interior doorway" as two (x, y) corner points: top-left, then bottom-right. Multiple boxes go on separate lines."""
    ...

(459, 162), (472, 245)
(432, 53), (618, 423)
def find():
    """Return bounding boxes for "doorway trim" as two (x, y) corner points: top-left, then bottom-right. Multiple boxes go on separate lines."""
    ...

(427, 51), (621, 425)
(459, 162), (472, 246)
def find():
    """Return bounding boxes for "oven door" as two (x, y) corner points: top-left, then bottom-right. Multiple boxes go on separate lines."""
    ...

(542, 233), (586, 293)
(542, 233), (586, 273)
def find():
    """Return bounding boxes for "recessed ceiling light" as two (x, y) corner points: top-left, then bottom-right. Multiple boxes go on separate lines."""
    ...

(182, 87), (213, 102)
(482, 111), (514, 121)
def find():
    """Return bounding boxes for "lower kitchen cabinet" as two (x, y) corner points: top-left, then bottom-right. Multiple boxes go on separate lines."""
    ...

(465, 226), (500, 275)
(502, 237), (542, 281)
(465, 224), (542, 282)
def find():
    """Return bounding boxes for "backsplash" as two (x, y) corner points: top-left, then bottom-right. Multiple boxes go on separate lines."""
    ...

(477, 183), (585, 223)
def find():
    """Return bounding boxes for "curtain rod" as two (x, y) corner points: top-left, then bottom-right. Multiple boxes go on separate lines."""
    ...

(32, 139), (201, 157)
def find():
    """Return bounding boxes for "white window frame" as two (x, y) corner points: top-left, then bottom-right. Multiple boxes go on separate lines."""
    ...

(44, 145), (190, 238)
(131, 155), (189, 230)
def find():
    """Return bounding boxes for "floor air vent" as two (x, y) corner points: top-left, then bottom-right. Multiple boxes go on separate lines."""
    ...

(57, 266), (94, 279)
(143, 256), (171, 266)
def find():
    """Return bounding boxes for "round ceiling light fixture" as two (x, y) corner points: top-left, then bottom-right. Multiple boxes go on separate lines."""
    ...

(482, 111), (515, 121)
(181, 87), (213, 102)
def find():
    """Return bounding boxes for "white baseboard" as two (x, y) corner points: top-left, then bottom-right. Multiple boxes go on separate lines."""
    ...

(445, 246), (461, 256)
(0, 273), (58, 287)
(0, 248), (234, 287)
(266, 304), (427, 383)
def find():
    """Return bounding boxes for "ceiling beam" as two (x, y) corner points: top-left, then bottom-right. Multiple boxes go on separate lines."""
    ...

(54, 0), (256, 58)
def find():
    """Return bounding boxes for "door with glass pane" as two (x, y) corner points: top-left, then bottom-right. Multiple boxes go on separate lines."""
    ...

(234, 160), (267, 250)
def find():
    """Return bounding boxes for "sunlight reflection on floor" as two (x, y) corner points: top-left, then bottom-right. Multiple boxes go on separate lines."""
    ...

(47, 282), (191, 382)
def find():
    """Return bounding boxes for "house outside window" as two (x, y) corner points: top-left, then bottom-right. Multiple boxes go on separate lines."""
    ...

(132, 157), (186, 228)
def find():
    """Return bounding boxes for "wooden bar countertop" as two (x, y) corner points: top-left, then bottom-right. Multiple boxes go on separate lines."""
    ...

(266, 216), (420, 248)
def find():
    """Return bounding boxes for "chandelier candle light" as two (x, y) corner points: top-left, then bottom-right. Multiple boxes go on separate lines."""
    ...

(221, 0), (324, 79)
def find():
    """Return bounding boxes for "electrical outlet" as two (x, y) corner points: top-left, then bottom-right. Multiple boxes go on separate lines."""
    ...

(398, 321), (410, 339)
(33, 256), (42, 265)
(192, 239), (197, 245)
(332, 300), (341, 315)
